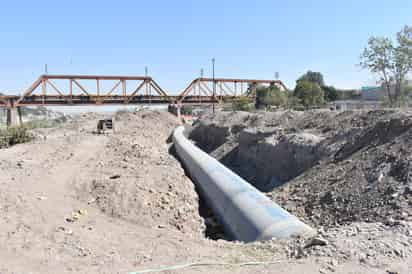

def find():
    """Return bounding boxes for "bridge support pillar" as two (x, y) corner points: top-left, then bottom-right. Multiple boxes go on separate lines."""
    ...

(168, 104), (180, 116)
(168, 104), (182, 122)
(6, 107), (22, 127)
(176, 105), (181, 120)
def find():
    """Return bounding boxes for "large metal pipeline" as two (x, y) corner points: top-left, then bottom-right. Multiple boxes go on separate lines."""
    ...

(173, 126), (315, 242)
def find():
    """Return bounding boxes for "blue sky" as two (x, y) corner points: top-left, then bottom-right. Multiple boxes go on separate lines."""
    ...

(0, 0), (411, 95)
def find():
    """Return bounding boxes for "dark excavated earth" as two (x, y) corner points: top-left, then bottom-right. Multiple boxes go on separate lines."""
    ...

(190, 109), (412, 228)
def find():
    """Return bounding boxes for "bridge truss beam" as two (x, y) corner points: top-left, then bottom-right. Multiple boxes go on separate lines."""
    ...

(0, 75), (289, 107)
(12, 75), (170, 106)
(178, 77), (287, 104)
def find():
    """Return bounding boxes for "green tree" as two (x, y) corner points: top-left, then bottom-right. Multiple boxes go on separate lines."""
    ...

(297, 71), (325, 87)
(395, 26), (412, 103)
(360, 25), (412, 106)
(255, 85), (287, 109)
(405, 85), (412, 97)
(181, 105), (193, 115)
(231, 97), (253, 111)
(296, 71), (343, 102)
(294, 80), (324, 108)
(286, 92), (304, 110)
(322, 85), (339, 101)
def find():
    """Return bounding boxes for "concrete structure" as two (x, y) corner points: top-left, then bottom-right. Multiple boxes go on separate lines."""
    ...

(173, 126), (315, 242)
(6, 107), (22, 127)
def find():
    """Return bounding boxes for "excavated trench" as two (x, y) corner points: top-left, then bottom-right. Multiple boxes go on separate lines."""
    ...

(189, 123), (327, 192)
(171, 125), (315, 241)
(168, 142), (229, 240)
(179, 124), (316, 238)
(170, 123), (324, 242)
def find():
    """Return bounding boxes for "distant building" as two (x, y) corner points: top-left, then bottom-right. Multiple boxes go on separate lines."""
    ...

(361, 86), (385, 101)
(361, 80), (412, 101)
(330, 100), (381, 111)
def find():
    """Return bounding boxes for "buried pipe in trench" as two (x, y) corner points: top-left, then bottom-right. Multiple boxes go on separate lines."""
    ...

(172, 126), (315, 242)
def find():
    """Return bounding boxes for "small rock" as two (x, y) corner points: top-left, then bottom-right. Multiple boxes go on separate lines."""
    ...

(109, 174), (121, 179)
(385, 217), (396, 226)
(358, 252), (367, 263)
(326, 264), (336, 272)
(404, 185), (412, 195)
(304, 236), (328, 249)
(57, 226), (73, 235)
(78, 209), (88, 216)
(329, 259), (338, 267)
(66, 210), (85, 223)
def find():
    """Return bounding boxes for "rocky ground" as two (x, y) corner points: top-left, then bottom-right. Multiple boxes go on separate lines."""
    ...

(190, 109), (412, 273)
(0, 109), (410, 273)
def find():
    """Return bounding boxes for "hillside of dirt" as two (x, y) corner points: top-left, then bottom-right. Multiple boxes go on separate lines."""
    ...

(190, 109), (412, 228)
(189, 109), (412, 272)
(0, 109), (411, 274)
(0, 110), (210, 273)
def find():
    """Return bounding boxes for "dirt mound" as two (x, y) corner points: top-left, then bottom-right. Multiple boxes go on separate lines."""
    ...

(191, 109), (412, 227)
(0, 110), (209, 273)
(75, 110), (204, 234)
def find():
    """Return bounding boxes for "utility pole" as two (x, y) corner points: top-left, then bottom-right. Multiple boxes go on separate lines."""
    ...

(212, 58), (215, 114)
(44, 64), (48, 74)
(145, 66), (149, 97)
(199, 68), (204, 102)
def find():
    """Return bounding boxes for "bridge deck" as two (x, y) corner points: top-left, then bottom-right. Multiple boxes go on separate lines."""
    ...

(0, 95), (240, 106)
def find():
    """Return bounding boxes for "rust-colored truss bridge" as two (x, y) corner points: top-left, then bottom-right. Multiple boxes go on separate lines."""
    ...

(0, 74), (287, 108)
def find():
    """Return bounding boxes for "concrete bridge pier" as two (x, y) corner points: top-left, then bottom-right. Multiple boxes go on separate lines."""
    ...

(168, 104), (182, 120)
(6, 107), (22, 127)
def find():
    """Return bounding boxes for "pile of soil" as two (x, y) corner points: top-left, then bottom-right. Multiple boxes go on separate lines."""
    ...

(190, 109), (412, 228)
(75, 110), (204, 233)
(0, 110), (209, 273)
